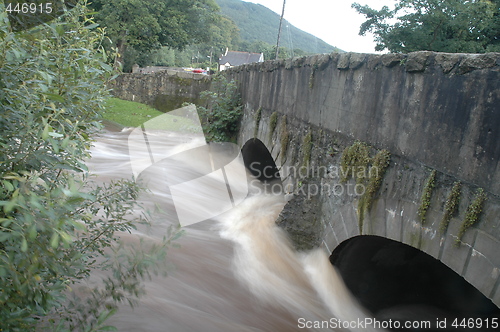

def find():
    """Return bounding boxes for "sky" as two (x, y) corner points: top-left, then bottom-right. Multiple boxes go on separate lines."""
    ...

(246, 0), (396, 54)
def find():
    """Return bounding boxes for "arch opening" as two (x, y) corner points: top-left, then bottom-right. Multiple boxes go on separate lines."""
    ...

(241, 138), (281, 184)
(330, 235), (500, 330)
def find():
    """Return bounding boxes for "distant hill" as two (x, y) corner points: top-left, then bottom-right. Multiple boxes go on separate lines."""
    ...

(215, 0), (341, 54)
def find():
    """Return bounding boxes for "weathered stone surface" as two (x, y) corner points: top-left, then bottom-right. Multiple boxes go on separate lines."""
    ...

(349, 53), (366, 70)
(226, 51), (500, 197)
(381, 53), (406, 68)
(434, 53), (462, 73)
(457, 53), (500, 74)
(366, 54), (383, 70)
(275, 177), (324, 251)
(337, 52), (351, 70)
(405, 51), (433, 72)
(464, 231), (500, 297)
(110, 70), (210, 112)
(230, 51), (500, 305)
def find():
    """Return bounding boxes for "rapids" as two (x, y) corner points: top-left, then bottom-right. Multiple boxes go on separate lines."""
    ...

(84, 124), (380, 332)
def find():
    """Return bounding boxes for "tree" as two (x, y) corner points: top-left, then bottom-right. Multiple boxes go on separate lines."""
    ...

(0, 3), (179, 330)
(352, 0), (500, 53)
(237, 40), (292, 60)
(123, 14), (240, 72)
(89, 0), (220, 69)
(198, 75), (243, 142)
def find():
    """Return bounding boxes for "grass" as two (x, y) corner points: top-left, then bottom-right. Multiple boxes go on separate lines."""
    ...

(103, 98), (198, 132)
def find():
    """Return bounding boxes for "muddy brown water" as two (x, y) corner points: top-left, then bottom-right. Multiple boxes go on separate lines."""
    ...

(83, 126), (378, 332)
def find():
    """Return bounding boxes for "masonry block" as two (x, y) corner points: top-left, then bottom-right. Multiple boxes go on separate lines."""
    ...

(463, 231), (500, 298)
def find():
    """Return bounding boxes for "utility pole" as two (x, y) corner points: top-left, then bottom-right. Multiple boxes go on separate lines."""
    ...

(275, 0), (286, 60)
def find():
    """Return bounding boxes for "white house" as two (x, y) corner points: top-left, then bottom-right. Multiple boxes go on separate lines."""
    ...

(218, 49), (264, 71)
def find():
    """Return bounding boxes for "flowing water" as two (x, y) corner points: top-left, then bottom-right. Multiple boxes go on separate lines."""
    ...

(84, 124), (380, 332)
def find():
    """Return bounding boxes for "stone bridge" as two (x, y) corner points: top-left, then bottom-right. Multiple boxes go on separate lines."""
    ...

(224, 52), (500, 314)
(113, 51), (500, 318)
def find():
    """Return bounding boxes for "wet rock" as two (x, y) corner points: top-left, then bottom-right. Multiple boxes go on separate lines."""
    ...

(276, 179), (323, 251)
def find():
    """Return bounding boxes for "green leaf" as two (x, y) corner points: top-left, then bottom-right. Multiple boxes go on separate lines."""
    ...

(49, 132), (64, 138)
(3, 180), (14, 192)
(42, 124), (50, 140)
(84, 23), (99, 30)
(97, 308), (117, 325)
(50, 138), (60, 153)
(61, 136), (70, 149)
(0, 231), (11, 242)
(0, 218), (13, 227)
(43, 93), (66, 103)
(21, 238), (28, 252)
(3, 199), (17, 214)
(55, 24), (65, 36)
(50, 232), (59, 249)
(59, 231), (72, 245)
(28, 226), (38, 240)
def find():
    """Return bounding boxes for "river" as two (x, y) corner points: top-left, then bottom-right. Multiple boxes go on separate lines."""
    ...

(84, 121), (379, 332)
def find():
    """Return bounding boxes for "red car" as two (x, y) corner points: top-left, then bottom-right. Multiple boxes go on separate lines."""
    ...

(192, 68), (206, 74)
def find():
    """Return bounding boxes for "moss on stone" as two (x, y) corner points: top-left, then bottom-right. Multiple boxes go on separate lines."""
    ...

(253, 107), (262, 138)
(171, 75), (193, 87)
(280, 116), (289, 163)
(417, 169), (437, 224)
(268, 111), (278, 144)
(456, 188), (487, 245)
(357, 149), (391, 232)
(340, 141), (391, 233)
(439, 181), (462, 234)
(302, 130), (313, 167)
(340, 140), (371, 183)
(309, 66), (316, 89)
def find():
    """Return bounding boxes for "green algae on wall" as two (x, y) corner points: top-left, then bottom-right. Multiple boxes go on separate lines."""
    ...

(456, 188), (487, 245)
(418, 169), (437, 224)
(440, 181), (462, 234)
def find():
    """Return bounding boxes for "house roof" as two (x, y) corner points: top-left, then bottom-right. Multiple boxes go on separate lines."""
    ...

(219, 51), (263, 67)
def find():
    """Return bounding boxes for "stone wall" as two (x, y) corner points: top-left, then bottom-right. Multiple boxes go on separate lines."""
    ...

(110, 69), (211, 112)
(227, 51), (500, 196)
(232, 52), (500, 307)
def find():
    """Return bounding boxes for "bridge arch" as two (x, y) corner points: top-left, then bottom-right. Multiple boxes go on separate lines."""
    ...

(330, 235), (500, 323)
(241, 138), (281, 184)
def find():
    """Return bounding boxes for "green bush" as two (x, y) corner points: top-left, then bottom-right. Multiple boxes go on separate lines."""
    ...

(197, 74), (243, 142)
(0, 4), (179, 331)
